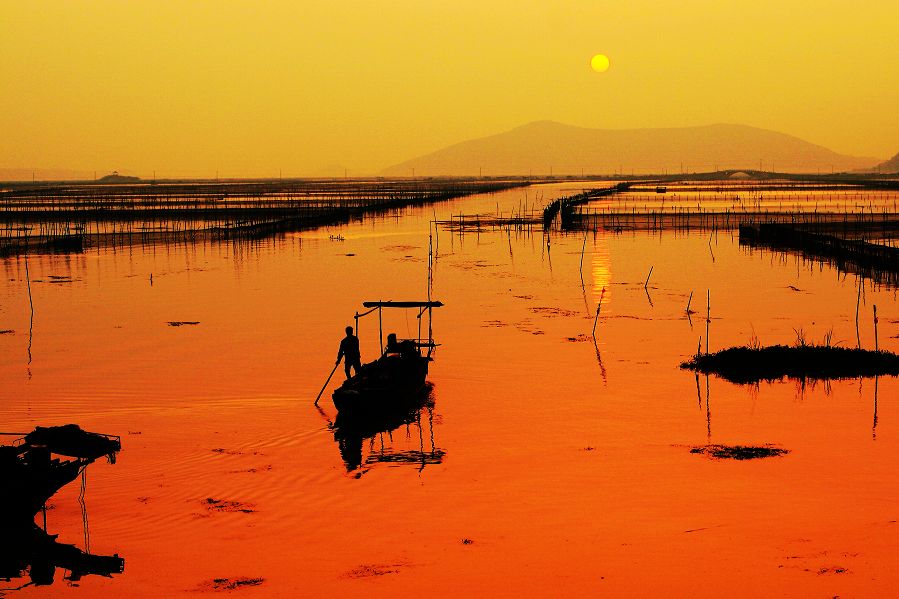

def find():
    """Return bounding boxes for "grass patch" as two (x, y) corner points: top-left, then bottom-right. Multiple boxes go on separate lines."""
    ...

(681, 344), (899, 384)
(200, 577), (264, 591)
(690, 444), (789, 460)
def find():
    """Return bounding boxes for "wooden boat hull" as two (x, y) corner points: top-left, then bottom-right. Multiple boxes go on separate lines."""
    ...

(332, 354), (429, 413)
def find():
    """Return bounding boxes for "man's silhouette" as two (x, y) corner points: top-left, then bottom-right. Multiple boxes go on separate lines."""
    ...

(336, 326), (362, 379)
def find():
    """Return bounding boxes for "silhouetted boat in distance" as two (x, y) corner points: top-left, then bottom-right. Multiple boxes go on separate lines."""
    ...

(332, 300), (443, 413)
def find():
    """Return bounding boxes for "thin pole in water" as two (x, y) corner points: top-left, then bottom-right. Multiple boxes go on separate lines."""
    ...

(644, 266), (653, 289)
(705, 290), (710, 355)
(874, 304), (879, 352)
(592, 287), (605, 338)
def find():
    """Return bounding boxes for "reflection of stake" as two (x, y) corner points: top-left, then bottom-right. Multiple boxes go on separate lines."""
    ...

(856, 279), (862, 349)
(705, 375), (711, 442)
(592, 337), (607, 385)
(695, 374), (701, 410)
(579, 232), (588, 284)
(873, 375), (879, 440)
(24, 246), (34, 366)
(79, 469), (90, 553)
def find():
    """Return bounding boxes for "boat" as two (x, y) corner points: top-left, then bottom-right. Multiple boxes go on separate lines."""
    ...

(0, 425), (125, 587)
(332, 300), (442, 413)
(1, 425), (121, 520)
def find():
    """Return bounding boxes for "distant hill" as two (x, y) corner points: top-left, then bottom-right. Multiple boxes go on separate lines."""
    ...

(97, 172), (140, 184)
(872, 152), (899, 174)
(382, 121), (880, 176)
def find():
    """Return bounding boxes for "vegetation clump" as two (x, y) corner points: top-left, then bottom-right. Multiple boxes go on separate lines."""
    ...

(201, 577), (264, 591)
(690, 444), (789, 460)
(681, 344), (899, 384)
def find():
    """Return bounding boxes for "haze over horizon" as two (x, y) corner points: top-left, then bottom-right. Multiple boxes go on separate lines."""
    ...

(2, 1), (897, 178)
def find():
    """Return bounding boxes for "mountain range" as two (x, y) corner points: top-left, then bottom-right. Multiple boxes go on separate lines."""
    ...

(872, 152), (899, 174)
(383, 121), (882, 176)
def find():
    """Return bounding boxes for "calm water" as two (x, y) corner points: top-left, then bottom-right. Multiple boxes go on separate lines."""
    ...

(2, 182), (898, 597)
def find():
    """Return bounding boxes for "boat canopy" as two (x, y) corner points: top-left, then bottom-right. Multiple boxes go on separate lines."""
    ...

(353, 300), (442, 357)
(362, 301), (444, 308)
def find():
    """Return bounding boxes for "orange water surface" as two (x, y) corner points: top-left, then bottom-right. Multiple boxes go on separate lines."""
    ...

(1, 183), (898, 597)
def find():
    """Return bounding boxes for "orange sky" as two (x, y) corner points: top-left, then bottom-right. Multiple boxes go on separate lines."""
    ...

(1, 0), (897, 178)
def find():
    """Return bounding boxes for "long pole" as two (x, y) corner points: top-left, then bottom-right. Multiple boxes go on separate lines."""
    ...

(314, 363), (340, 406)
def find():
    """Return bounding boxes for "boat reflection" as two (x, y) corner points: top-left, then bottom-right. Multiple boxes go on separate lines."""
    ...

(0, 425), (124, 591)
(331, 383), (445, 473)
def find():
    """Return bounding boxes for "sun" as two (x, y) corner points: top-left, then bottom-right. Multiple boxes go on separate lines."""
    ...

(590, 54), (610, 73)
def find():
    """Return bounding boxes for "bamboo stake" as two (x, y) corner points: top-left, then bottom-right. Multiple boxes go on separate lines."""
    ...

(644, 266), (653, 289)
(705, 290), (710, 355)
(686, 291), (694, 314)
(874, 304), (879, 352)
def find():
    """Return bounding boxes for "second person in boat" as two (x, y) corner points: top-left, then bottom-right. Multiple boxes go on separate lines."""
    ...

(384, 333), (417, 357)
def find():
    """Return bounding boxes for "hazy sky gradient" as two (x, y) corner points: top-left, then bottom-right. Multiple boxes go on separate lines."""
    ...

(2, 0), (897, 177)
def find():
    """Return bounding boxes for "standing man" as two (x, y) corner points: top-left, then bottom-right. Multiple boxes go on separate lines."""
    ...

(336, 326), (362, 379)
